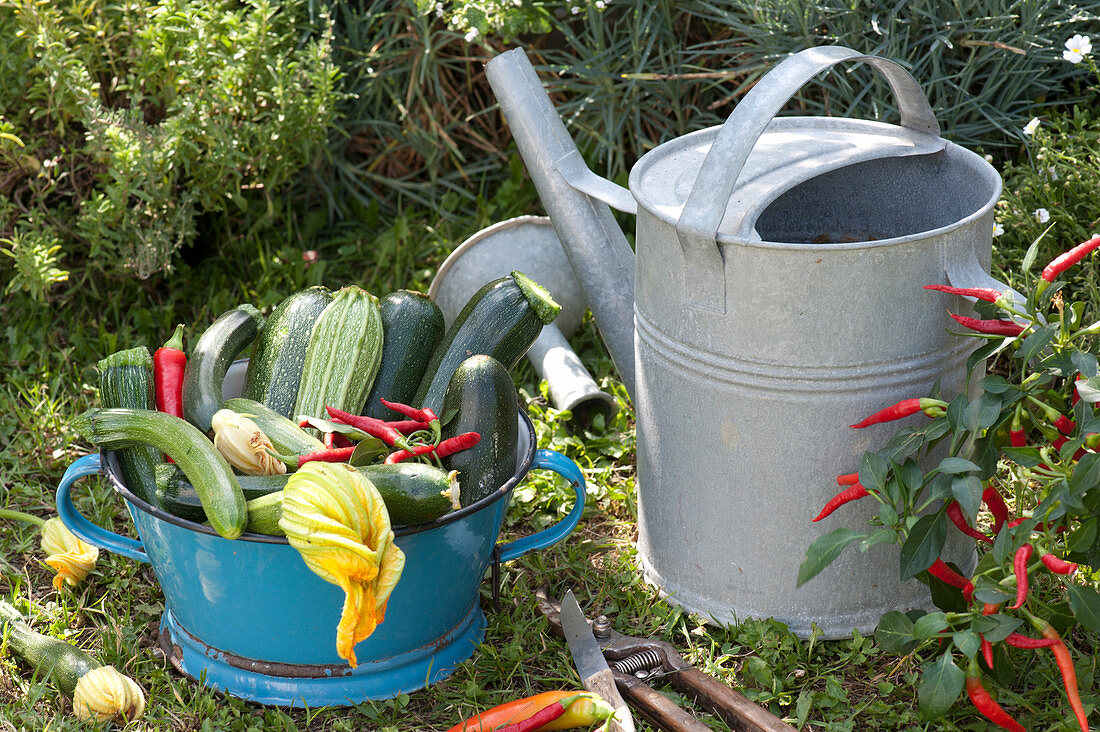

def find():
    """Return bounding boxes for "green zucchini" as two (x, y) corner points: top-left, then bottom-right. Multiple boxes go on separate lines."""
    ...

(96, 346), (161, 506)
(413, 271), (559, 415)
(363, 290), (445, 419)
(243, 286), (333, 417)
(244, 492), (284, 535)
(154, 463), (286, 522)
(71, 408), (247, 540)
(157, 462), (458, 526)
(183, 304), (265, 433)
(439, 355), (519, 506)
(293, 285), (384, 421)
(221, 397), (324, 455)
(355, 462), (460, 526)
(0, 598), (100, 696)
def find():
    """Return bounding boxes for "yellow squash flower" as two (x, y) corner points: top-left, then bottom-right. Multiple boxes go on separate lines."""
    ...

(211, 409), (287, 476)
(278, 462), (405, 667)
(40, 517), (99, 591)
(72, 665), (145, 722)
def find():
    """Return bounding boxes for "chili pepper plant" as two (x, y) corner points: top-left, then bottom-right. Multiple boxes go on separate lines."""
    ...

(799, 234), (1100, 728)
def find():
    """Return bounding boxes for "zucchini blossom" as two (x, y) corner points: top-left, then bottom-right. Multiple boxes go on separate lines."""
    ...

(72, 665), (145, 722)
(278, 462), (405, 667)
(211, 409), (286, 476)
(40, 517), (99, 591)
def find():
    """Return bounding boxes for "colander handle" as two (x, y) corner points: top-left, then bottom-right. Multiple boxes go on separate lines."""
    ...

(56, 453), (149, 563)
(496, 449), (586, 563)
(678, 46), (940, 313)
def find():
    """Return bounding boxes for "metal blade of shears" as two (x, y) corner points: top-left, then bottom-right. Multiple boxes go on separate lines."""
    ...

(559, 590), (635, 732)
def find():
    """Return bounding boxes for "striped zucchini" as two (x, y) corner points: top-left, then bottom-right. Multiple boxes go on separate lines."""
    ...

(96, 347), (161, 506)
(293, 286), (384, 421)
(71, 408), (246, 540)
(244, 286), (333, 417)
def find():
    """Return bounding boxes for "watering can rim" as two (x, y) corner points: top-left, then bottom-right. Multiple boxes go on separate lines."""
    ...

(628, 117), (1004, 251)
(100, 410), (539, 544)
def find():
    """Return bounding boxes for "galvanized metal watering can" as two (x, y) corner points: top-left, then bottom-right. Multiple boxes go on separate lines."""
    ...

(55, 362), (586, 706)
(486, 45), (1019, 637)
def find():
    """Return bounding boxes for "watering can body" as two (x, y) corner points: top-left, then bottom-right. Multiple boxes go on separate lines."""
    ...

(487, 46), (1011, 636)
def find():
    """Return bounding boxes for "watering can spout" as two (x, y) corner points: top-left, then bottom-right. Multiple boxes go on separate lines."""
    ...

(486, 48), (637, 402)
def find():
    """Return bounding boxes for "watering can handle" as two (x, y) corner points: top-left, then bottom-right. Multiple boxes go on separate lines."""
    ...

(496, 449), (586, 563)
(55, 453), (150, 563)
(679, 46), (940, 312)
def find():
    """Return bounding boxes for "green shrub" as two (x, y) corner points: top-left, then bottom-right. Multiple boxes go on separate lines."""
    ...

(0, 0), (341, 296)
(995, 103), (1100, 310)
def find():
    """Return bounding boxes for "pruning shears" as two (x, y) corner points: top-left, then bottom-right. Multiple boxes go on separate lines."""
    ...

(537, 587), (797, 732)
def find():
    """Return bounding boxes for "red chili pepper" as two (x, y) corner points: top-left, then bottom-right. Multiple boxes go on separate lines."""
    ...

(378, 398), (438, 424)
(979, 603), (998, 668)
(1039, 552), (1078, 575)
(1041, 235), (1100, 283)
(270, 446), (357, 468)
(435, 432), (481, 458)
(927, 558), (970, 591)
(923, 284), (1003, 302)
(1010, 544), (1033, 609)
(493, 693), (591, 732)
(1009, 408), (1027, 447)
(383, 443), (437, 465)
(154, 324), (186, 418)
(811, 483), (870, 522)
(387, 419), (430, 435)
(946, 500), (994, 545)
(1039, 622), (1089, 732)
(949, 313), (1025, 337)
(1055, 414), (1076, 436)
(982, 486), (1009, 536)
(325, 406), (407, 448)
(849, 397), (946, 429)
(1053, 435), (1069, 451)
(1004, 632), (1058, 649)
(323, 431), (336, 450)
(836, 472), (860, 485)
(966, 663), (1025, 732)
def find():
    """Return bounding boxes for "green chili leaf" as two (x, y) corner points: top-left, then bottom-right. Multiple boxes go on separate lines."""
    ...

(970, 614), (999, 634)
(1069, 453), (1100, 494)
(928, 571), (968, 613)
(913, 612), (949, 639)
(1001, 446), (1043, 468)
(860, 528), (897, 551)
(945, 395), (969, 435)
(875, 611), (918, 653)
(918, 652), (965, 720)
(964, 392), (1002, 432)
(1015, 323), (1057, 366)
(859, 452), (889, 493)
(899, 514), (947, 580)
(952, 629), (981, 659)
(951, 474), (984, 521)
(937, 457), (980, 475)
(972, 577), (1013, 606)
(1079, 376), (1100, 404)
(981, 612), (1020, 642)
(924, 473), (953, 504)
(977, 375), (1012, 394)
(1070, 351), (1098, 379)
(796, 528), (867, 587)
(1066, 518), (1098, 555)
(1066, 584), (1100, 632)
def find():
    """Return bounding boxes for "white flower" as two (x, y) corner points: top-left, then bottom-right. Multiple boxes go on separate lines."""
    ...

(984, 154), (994, 163)
(1034, 208), (1051, 223)
(1048, 166), (1059, 181)
(993, 223), (1005, 237)
(1023, 117), (1041, 136)
(464, 27), (479, 42)
(595, 0), (606, 7)
(434, 2), (444, 17)
(1063, 34), (1092, 63)
(571, 4), (580, 13)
